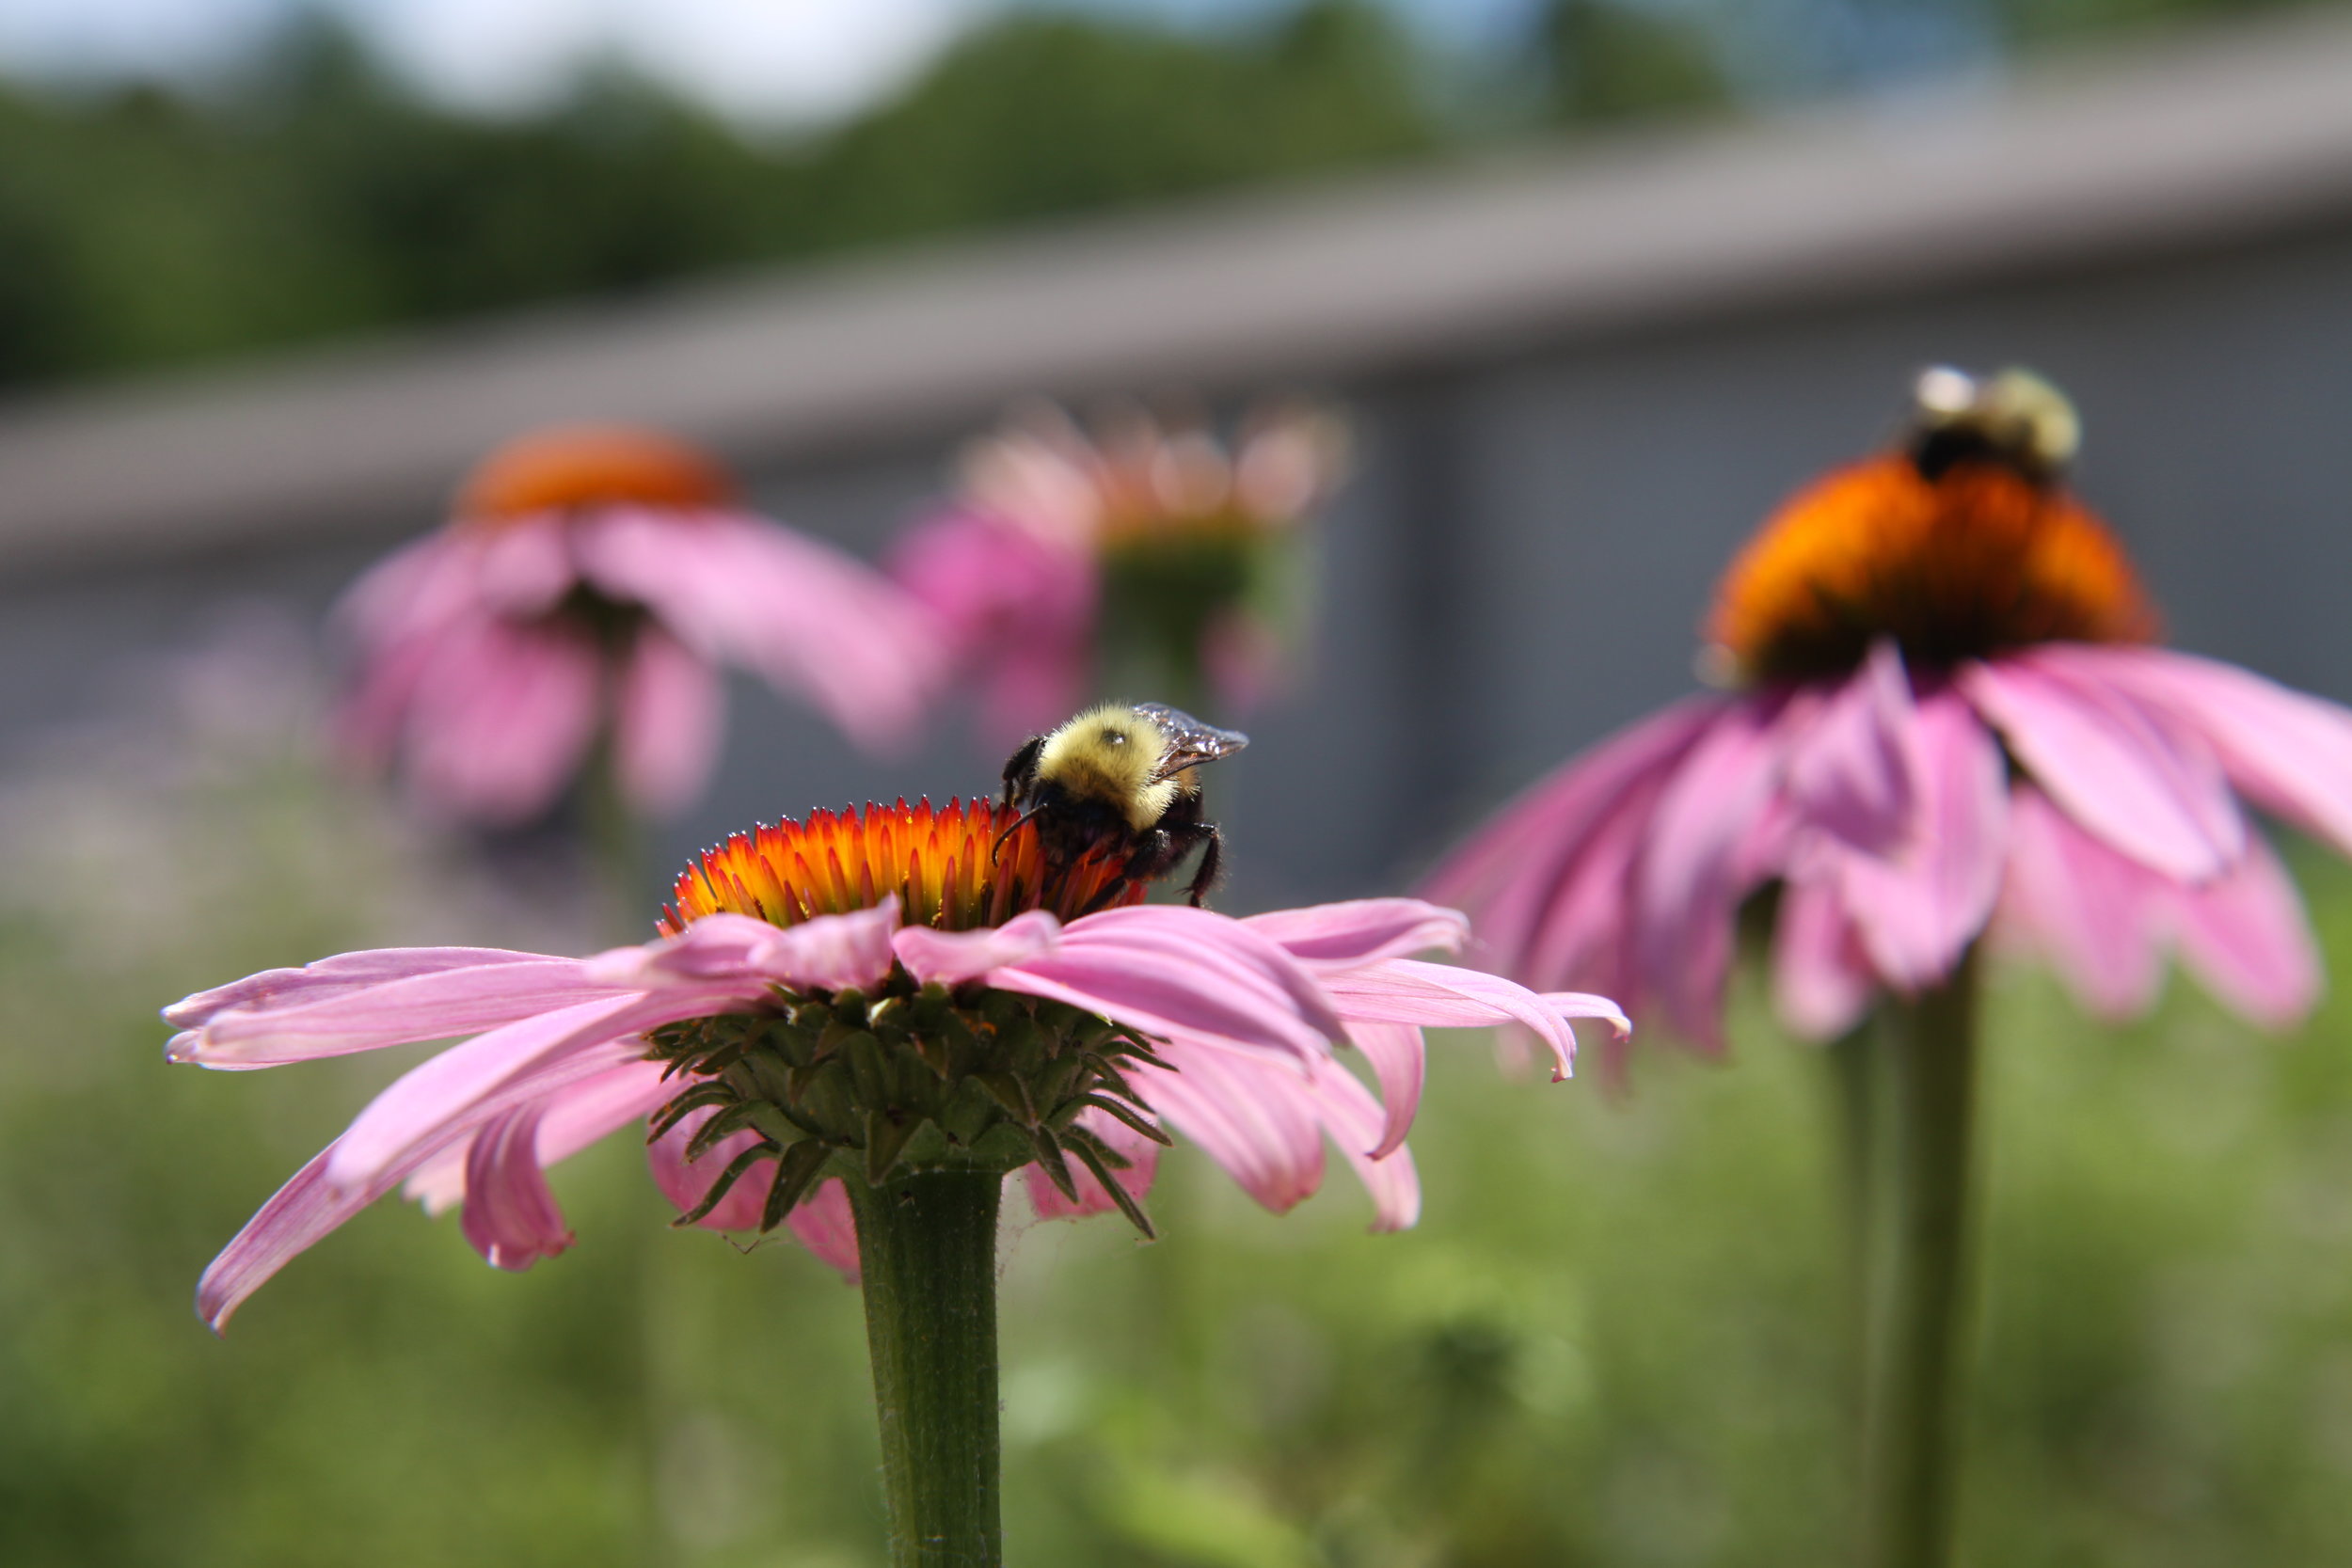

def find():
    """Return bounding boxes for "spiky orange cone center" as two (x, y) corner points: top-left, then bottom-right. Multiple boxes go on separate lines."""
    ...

(455, 426), (735, 529)
(1706, 452), (2158, 684)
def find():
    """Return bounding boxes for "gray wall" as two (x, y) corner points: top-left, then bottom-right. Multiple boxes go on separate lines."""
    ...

(8, 219), (2352, 913)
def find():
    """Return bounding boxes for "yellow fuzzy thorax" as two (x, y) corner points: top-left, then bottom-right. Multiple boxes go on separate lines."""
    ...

(1036, 704), (1179, 831)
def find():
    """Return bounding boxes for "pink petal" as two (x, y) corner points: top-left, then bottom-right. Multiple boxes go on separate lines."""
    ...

(2169, 832), (2321, 1030)
(175, 958), (634, 1067)
(1127, 1049), (1325, 1214)
(1963, 657), (2243, 882)
(1343, 1020), (1424, 1160)
(1242, 899), (1469, 972)
(2058, 644), (2352, 861)
(590, 907), (898, 995)
(1420, 697), (1721, 975)
(467, 515), (579, 617)
(164, 946), (557, 1032)
(1998, 786), (2169, 1021)
(891, 911), (1062, 987)
(1317, 958), (1627, 1082)
(404, 616), (604, 825)
(1772, 876), (1877, 1040)
(197, 1145), (367, 1333)
(1783, 640), (1918, 856)
(459, 1103), (575, 1272)
(199, 1037), (648, 1331)
(890, 506), (1095, 747)
(1300, 1061), (1422, 1232)
(1633, 696), (1791, 1047)
(1025, 1103), (1163, 1222)
(993, 906), (1345, 1069)
(578, 510), (942, 755)
(326, 990), (749, 1190)
(405, 1057), (671, 1215)
(1833, 689), (2010, 991)
(645, 1107), (770, 1232)
(787, 1180), (862, 1283)
(612, 626), (724, 817)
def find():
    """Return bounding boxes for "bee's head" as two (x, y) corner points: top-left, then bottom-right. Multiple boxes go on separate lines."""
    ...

(1907, 366), (2080, 485)
(1035, 704), (1180, 830)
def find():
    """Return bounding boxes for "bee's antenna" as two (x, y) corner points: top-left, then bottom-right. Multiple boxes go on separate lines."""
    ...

(991, 806), (1048, 863)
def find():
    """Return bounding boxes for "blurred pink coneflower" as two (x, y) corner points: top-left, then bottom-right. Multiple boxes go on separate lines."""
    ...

(1428, 367), (2352, 1051)
(338, 425), (940, 824)
(889, 403), (1345, 744)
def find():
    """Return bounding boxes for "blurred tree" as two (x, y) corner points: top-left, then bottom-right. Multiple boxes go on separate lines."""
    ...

(1540, 0), (1735, 124)
(0, 3), (1440, 392)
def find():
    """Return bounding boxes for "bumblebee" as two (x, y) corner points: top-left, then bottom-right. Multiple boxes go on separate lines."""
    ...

(1000, 702), (1248, 909)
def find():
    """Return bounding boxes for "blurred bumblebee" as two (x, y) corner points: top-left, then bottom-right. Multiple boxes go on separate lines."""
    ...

(1000, 702), (1248, 908)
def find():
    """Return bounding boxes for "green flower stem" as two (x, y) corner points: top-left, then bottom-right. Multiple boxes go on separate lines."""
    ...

(848, 1169), (1005, 1568)
(1825, 1021), (1886, 1433)
(1861, 949), (1982, 1568)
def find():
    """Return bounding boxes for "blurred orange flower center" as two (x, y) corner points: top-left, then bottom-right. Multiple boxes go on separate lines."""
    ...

(1706, 452), (2158, 682)
(456, 427), (735, 526)
(662, 798), (1144, 938)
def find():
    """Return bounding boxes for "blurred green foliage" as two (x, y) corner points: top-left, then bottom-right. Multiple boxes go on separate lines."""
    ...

(0, 2), (1438, 390)
(7, 654), (2352, 1565)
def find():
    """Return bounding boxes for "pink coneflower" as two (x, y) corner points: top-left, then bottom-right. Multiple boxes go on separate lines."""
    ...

(889, 404), (1345, 744)
(1423, 367), (2352, 1568)
(1428, 367), (2351, 1050)
(337, 426), (940, 824)
(168, 768), (1622, 1562)
(170, 797), (1620, 1324)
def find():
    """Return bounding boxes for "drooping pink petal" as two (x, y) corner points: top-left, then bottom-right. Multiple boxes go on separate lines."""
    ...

(1318, 958), (1627, 1082)
(612, 626), (724, 817)
(1962, 657), (2243, 882)
(1772, 876), (1877, 1040)
(1834, 689), (2010, 991)
(2054, 644), (2352, 861)
(1633, 696), (1792, 1047)
(1025, 1103), (1163, 1222)
(174, 958), (634, 1067)
(588, 907), (897, 995)
(199, 1036), (650, 1330)
(459, 1103), (575, 1271)
(1517, 760), (1676, 1003)
(164, 946), (558, 1032)
(578, 510), (942, 755)
(197, 1145), (368, 1333)
(991, 905), (1346, 1069)
(326, 990), (753, 1189)
(1300, 1061), (1422, 1231)
(892, 911), (1062, 987)
(404, 616), (605, 825)
(1783, 640), (1918, 857)
(1242, 899), (1468, 972)
(890, 506), (1096, 747)
(405, 1057), (672, 1216)
(1343, 1020), (1425, 1160)
(787, 1180), (862, 1283)
(1421, 697), (1722, 974)
(2169, 832), (2322, 1030)
(1998, 786), (2169, 1021)
(646, 1108), (768, 1232)
(1127, 1048), (1325, 1215)
(466, 515), (578, 617)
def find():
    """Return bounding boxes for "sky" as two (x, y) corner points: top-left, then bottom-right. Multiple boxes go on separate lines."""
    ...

(0, 0), (1544, 126)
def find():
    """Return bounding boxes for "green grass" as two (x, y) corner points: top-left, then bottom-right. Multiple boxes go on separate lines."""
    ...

(8, 738), (2352, 1566)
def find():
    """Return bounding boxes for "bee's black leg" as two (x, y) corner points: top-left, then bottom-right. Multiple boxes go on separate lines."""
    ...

(1182, 825), (1224, 908)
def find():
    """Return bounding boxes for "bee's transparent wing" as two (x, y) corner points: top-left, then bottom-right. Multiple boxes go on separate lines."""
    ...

(1136, 702), (1248, 780)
